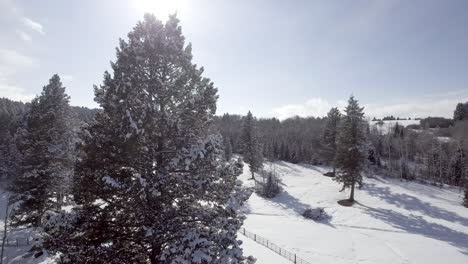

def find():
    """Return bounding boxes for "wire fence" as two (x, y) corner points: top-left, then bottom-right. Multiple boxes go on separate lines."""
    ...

(240, 228), (311, 264)
(0, 237), (32, 247)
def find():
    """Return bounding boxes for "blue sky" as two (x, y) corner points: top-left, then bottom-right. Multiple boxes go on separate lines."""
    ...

(1, 0), (468, 119)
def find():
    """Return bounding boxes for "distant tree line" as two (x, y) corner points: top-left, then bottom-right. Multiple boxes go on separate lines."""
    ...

(216, 100), (468, 206)
(216, 114), (326, 165)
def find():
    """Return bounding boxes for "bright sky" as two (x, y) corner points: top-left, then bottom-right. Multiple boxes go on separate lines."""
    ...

(1, 0), (468, 119)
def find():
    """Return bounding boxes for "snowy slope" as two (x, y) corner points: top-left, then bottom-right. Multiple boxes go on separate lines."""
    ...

(0, 187), (51, 264)
(240, 236), (291, 264)
(239, 161), (468, 264)
(3, 161), (468, 264)
(371, 119), (420, 134)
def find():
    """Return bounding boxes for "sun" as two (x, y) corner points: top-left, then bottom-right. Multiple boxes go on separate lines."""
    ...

(132, 0), (185, 20)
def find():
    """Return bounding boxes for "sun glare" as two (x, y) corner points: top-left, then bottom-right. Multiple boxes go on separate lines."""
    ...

(132, 0), (185, 20)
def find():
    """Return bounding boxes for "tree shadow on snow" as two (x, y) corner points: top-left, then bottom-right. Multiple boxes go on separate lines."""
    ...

(274, 161), (303, 174)
(363, 183), (468, 228)
(269, 190), (335, 227)
(295, 163), (331, 175)
(361, 204), (468, 255)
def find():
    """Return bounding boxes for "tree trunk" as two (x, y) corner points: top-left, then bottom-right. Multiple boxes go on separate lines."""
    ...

(251, 170), (254, 180)
(150, 245), (162, 264)
(349, 178), (355, 202)
(1, 194), (10, 264)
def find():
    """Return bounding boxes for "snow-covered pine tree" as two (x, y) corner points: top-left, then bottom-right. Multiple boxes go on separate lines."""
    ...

(454, 102), (468, 121)
(9, 74), (75, 227)
(0, 126), (21, 184)
(44, 14), (252, 264)
(322, 107), (341, 174)
(334, 96), (366, 202)
(224, 136), (233, 161)
(450, 144), (466, 186)
(241, 111), (263, 179)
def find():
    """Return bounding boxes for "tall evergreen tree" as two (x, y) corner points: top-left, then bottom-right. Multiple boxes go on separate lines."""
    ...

(224, 136), (233, 161)
(322, 107), (341, 174)
(334, 96), (366, 202)
(454, 102), (468, 121)
(9, 75), (75, 227)
(464, 187), (468, 207)
(44, 14), (251, 263)
(450, 145), (466, 186)
(0, 120), (21, 184)
(241, 111), (263, 179)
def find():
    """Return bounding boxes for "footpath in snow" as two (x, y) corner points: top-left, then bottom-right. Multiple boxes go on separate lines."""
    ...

(239, 161), (468, 264)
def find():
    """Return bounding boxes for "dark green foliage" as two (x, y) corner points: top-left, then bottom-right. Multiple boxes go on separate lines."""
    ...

(255, 168), (281, 198)
(215, 115), (326, 164)
(322, 107), (341, 170)
(420, 117), (453, 129)
(450, 147), (466, 186)
(9, 75), (75, 227)
(44, 14), (251, 263)
(453, 102), (468, 121)
(241, 111), (263, 179)
(224, 136), (233, 161)
(0, 130), (21, 184)
(334, 96), (366, 202)
(0, 98), (28, 135)
(464, 184), (468, 208)
(71, 106), (99, 125)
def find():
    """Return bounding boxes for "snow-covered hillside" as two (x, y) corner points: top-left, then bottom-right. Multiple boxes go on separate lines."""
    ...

(371, 119), (420, 134)
(240, 161), (468, 264)
(3, 161), (468, 264)
(1, 188), (52, 264)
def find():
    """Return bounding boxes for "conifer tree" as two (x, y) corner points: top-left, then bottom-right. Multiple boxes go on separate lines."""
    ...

(44, 14), (252, 263)
(9, 74), (75, 227)
(0, 128), (21, 184)
(334, 96), (366, 202)
(464, 183), (468, 208)
(241, 111), (263, 179)
(224, 136), (233, 161)
(454, 102), (468, 121)
(322, 107), (341, 174)
(450, 145), (466, 186)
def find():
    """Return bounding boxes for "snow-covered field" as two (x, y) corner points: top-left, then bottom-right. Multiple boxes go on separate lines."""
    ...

(0, 188), (51, 264)
(239, 161), (468, 264)
(3, 160), (468, 264)
(371, 119), (420, 134)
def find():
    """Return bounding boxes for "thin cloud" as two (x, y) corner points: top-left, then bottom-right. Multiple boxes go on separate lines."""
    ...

(0, 49), (37, 102)
(0, 49), (35, 73)
(272, 96), (467, 120)
(272, 97), (346, 120)
(16, 30), (32, 41)
(0, 82), (35, 102)
(22, 17), (45, 35)
(364, 98), (468, 119)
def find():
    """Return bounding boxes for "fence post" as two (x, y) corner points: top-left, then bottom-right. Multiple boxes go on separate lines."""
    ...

(294, 254), (297, 264)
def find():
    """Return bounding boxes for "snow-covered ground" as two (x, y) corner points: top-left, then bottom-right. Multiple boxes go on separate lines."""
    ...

(371, 119), (420, 134)
(0, 187), (51, 264)
(239, 161), (468, 264)
(3, 160), (468, 264)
